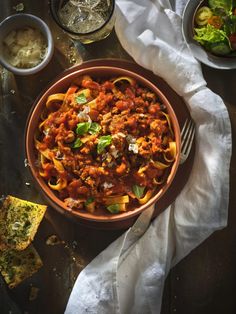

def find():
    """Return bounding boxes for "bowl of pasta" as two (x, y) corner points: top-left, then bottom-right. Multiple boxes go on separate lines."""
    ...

(25, 65), (181, 224)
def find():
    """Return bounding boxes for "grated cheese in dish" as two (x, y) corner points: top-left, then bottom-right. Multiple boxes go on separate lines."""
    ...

(3, 27), (47, 69)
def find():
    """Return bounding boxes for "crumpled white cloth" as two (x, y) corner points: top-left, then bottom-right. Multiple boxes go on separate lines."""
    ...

(65, 0), (232, 313)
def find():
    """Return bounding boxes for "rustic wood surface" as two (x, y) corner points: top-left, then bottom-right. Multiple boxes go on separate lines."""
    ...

(0, 1), (236, 314)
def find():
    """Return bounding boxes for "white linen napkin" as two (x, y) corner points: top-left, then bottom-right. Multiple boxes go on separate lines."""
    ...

(65, 0), (232, 313)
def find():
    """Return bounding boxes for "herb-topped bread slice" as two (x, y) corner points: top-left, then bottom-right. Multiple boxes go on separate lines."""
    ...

(0, 244), (43, 289)
(0, 195), (47, 251)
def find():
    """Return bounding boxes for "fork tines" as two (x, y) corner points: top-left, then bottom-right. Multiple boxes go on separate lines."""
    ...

(180, 118), (195, 163)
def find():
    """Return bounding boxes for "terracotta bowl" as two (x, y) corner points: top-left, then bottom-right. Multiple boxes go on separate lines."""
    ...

(25, 65), (181, 223)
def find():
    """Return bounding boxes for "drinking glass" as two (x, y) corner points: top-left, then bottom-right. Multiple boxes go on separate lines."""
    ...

(50, 0), (116, 44)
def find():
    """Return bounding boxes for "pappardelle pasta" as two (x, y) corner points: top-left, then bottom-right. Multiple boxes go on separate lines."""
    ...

(34, 75), (177, 214)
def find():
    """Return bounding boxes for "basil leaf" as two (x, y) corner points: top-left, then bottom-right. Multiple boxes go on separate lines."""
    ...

(97, 135), (112, 154)
(76, 122), (91, 135)
(72, 138), (83, 149)
(76, 93), (87, 104)
(107, 204), (120, 214)
(132, 185), (145, 198)
(85, 197), (94, 205)
(88, 122), (101, 135)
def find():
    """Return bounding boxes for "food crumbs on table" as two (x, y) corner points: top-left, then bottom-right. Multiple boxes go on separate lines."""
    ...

(46, 234), (61, 246)
(29, 286), (39, 301)
(24, 158), (29, 167)
(55, 271), (61, 278)
(64, 244), (69, 250)
(13, 3), (24, 12)
(72, 240), (78, 249)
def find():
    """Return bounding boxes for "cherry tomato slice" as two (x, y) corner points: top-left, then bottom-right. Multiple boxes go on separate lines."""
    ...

(229, 33), (236, 50)
(208, 16), (223, 29)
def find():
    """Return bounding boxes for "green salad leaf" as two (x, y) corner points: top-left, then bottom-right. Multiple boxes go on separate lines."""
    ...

(210, 42), (231, 54)
(224, 15), (236, 35)
(194, 24), (232, 54)
(194, 1), (236, 56)
(194, 24), (228, 44)
(208, 0), (234, 13)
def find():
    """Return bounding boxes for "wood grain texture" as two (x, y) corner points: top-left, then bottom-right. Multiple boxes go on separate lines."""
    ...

(0, 1), (236, 314)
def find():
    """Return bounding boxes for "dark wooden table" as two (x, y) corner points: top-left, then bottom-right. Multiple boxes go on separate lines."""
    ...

(0, 1), (236, 314)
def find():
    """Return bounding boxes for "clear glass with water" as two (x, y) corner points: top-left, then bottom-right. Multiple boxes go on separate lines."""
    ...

(50, 0), (115, 44)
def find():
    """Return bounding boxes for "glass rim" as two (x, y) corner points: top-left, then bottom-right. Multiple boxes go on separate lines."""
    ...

(49, 0), (115, 37)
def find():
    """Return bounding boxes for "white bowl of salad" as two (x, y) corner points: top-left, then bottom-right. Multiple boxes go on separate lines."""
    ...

(182, 0), (236, 69)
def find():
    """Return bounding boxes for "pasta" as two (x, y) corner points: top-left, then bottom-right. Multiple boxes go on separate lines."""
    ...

(34, 75), (177, 214)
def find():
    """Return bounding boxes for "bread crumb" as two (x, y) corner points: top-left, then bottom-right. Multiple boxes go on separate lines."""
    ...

(46, 234), (61, 246)
(29, 286), (39, 301)
(13, 3), (24, 12)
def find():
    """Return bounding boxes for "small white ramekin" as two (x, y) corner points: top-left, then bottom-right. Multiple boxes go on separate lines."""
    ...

(0, 13), (54, 75)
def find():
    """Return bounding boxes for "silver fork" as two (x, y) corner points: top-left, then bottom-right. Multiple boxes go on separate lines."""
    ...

(180, 118), (195, 164)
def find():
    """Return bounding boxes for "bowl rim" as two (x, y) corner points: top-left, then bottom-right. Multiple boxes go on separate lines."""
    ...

(182, 0), (236, 69)
(0, 13), (54, 75)
(25, 65), (181, 222)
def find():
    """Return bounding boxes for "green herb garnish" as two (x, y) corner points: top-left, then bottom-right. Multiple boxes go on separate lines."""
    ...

(132, 185), (145, 199)
(97, 135), (112, 154)
(107, 204), (120, 214)
(85, 197), (94, 205)
(72, 138), (83, 149)
(88, 122), (101, 135)
(76, 122), (91, 135)
(76, 93), (87, 104)
(75, 122), (101, 136)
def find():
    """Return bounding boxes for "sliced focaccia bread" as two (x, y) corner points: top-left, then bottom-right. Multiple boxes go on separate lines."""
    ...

(0, 244), (43, 289)
(0, 195), (47, 251)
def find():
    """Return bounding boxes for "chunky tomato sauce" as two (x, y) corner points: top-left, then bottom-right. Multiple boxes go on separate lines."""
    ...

(35, 75), (176, 214)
